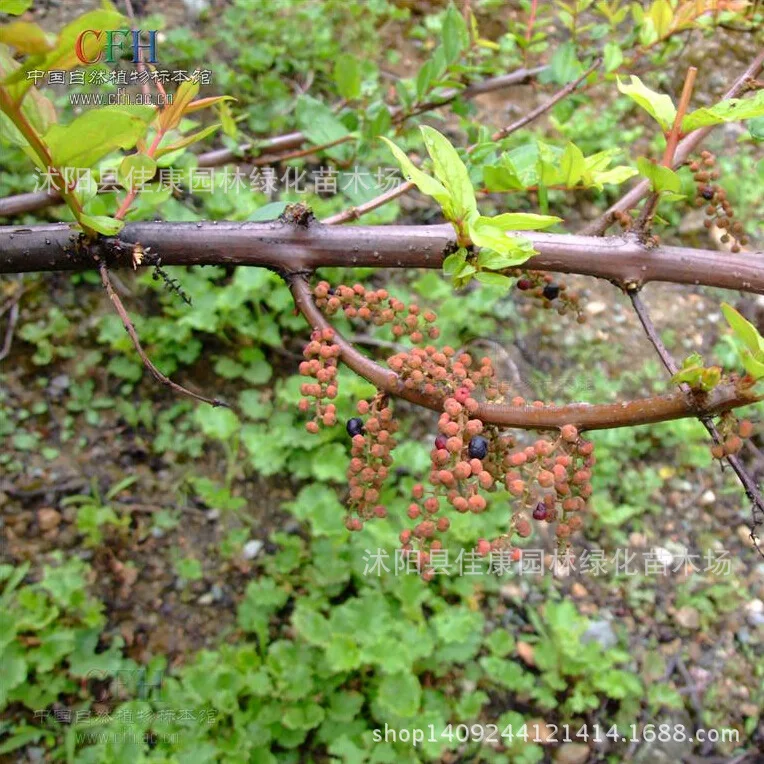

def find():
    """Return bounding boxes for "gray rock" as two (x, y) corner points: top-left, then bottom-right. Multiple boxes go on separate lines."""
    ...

(243, 539), (264, 560)
(582, 620), (617, 649)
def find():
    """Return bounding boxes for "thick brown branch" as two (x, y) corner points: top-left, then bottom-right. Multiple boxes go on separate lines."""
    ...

(289, 276), (761, 431)
(2, 222), (762, 295)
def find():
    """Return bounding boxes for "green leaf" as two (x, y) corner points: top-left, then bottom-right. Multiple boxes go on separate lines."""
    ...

(649, 0), (673, 38)
(249, 201), (288, 221)
(0, 0), (33, 14)
(682, 91), (764, 133)
(603, 41), (623, 73)
(118, 153), (157, 189)
(23, 9), (128, 80)
(442, 2), (468, 64)
(474, 271), (513, 288)
(44, 106), (153, 170)
(485, 212), (562, 231)
(560, 142), (585, 187)
(78, 214), (124, 236)
(295, 94), (350, 147)
(153, 124), (220, 159)
(183, 94), (236, 114)
(748, 117), (764, 141)
(193, 405), (240, 441)
(379, 136), (451, 210)
(0, 643), (27, 705)
(415, 59), (434, 102)
(741, 349), (764, 380)
(442, 248), (467, 276)
(376, 673), (421, 717)
(636, 157), (681, 193)
(420, 125), (477, 223)
(721, 303), (764, 357)
(0, 21), (52, 55)
(617, 75), (676, 132)
(159, 79), (199, 131)
(334, 54), (361, 100)
(483, 157), (525, 191)
(468, 216), (535, 265)
(547, 40), (584, 84)
(0, 48), (56, 139)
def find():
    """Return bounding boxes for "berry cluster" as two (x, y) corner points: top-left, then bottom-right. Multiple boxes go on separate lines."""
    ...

(298, 326), (340, 433)
(345, 396), (399, 529)
(710, 414), (755, 459)
(300, 282), (596, 578)
(313, 281), (439, 343)
(690, 151), (748, 253)
(514, 270), (585, 323)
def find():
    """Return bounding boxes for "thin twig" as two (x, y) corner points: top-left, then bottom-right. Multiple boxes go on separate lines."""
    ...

(636, 66), (697, 232)
(489, 59), (600, 142)
(97, 260), (227, 408)
(0, 299), (20, 362)
(629, 290), (764, 558)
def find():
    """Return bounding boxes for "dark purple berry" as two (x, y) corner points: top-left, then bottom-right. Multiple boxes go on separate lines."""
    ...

(468, 435), (488, 460)
(700, 186), (714, 200)
(517, 278), (533, 291)
(346, 418), (365, 437)
(542, 284), (560, 301)
(434, 434), (448, 451)
(532, 503), (547, 521)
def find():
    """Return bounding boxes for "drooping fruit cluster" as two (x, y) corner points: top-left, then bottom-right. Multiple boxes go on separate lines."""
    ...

(298, 326), (340, 433)
(513, 270), (586, 323)
(300, 281), (596, 577)
(690, 151), (748, 253)
(710, 413), (755, 459)
(313, 281), (440, 343)
(345, 395), (399, 530)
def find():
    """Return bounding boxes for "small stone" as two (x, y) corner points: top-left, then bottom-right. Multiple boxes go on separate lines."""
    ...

(500, 583), (524, 600)
(554, 743), (590, 764)
(210, 584), (224, 602)
(674, 605), (700, 630)
(516, 641), (535, 667)
(737, 525), (755, 546)
(571, 582), (588, 598)
(699, 490), (716, 506)
(582, 620), (617, 649)
(197, 592), (214, 606)
(242, 540), (264, 560)
(745, 599), (763, 628)
(585, 301), (606, 316)
(37, 508), (61, 531)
